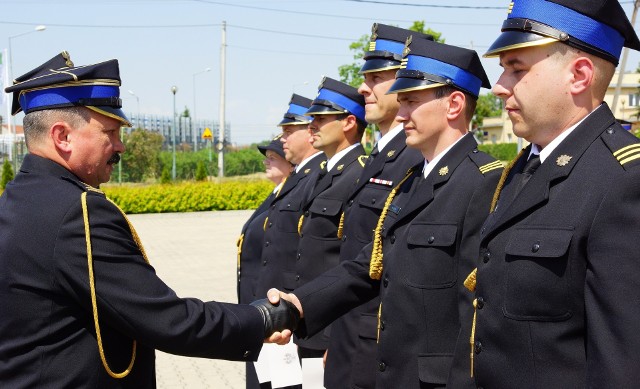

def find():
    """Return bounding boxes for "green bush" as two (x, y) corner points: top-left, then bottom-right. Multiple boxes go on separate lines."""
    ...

(478, 143), (519, 161)
(195, 161), (207, 181)
(103, 179), (273, 214)
(1, 160), (14, 189)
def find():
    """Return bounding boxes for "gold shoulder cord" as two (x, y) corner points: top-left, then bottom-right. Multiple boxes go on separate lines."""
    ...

(297, 214), (305, 236)
(369, 168), (414, 280)
(336, 212), (345, 239)
(236, 234), (245, 271)
(81, 192), (150, 379)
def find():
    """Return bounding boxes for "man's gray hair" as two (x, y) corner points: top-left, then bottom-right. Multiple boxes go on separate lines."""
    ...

(22, 107), (92, 149)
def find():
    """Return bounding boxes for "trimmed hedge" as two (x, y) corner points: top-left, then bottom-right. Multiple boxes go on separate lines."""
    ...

(477, 142), (519, 161)
(103, 180), (273, 214)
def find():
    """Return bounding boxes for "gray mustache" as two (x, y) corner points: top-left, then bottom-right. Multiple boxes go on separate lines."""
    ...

(107, 153), (121, 165)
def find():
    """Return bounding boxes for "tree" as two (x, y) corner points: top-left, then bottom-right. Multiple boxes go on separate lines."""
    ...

(1, 159), (14, 189)
(473, 93), (502, 129)
(122, 129), (164, 182)
(195, 160), (207, 181)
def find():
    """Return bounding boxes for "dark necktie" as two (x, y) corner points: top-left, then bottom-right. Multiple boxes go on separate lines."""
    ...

(367, 145), (379, 166)
(515, 154), (541, 194)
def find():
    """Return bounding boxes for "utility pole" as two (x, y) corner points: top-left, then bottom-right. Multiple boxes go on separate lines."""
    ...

(218, 21), (226, 179)
(611, 0), (639, 114)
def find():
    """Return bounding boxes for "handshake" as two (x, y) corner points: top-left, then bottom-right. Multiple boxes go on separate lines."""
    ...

(250, 290), (301, 343)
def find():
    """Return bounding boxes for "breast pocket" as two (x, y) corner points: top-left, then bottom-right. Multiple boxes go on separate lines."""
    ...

(404, 223), (458, 288)
(354, 185), (391, 242)
(274, 198), (302, 233)
(503, 227), (573, 321)
(307, 197), (343, 239)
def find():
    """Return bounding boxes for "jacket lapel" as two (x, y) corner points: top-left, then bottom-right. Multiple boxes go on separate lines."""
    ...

(483, 104), (616, 238)
(307, 145), (365, 203)
(390, 134), (477, 227)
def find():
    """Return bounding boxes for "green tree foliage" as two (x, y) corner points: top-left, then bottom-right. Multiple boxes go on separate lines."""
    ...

(407, 21), (444, 43)
(122, 129), (164, 182)
(195, 161), (207, 181)
(160, 166), (171, 184)
(1, 159), (14, 189)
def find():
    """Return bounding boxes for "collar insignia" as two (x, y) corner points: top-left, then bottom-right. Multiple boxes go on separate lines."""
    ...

(337, 164), (344, 171)
(556, 155), (572, 166)
(439, 166), (449, 176)
(304, 168), (311, 174)
(387, 150), (395, 158)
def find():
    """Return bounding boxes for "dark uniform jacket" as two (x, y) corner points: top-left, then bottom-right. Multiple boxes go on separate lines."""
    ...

(0, 155), (265, 389)
(294, 134), (502, 388)
(255, 153), (325, 298)
(294, 144), (366, 351)
(237, 191), (276, 304)
(324, 130), (423, 389)
(471, 104), (640, 388)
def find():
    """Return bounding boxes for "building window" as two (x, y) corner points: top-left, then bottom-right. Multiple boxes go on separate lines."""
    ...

(629, 93), (640, 107)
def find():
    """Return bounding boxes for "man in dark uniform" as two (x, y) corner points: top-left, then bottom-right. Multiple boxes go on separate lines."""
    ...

(256, 94), (324, 299)
(324, 24), (428, 389)
(0, 53), (298, 388)
(269, 38), (503, 388)
(293, 77), (367, 374)
(237, 134), (293, 389)
(462, 1), (640, 387)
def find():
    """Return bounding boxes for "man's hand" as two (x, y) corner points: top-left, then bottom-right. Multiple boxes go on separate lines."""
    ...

(267, 288), (304, 318)
(250, 295), (300, 343)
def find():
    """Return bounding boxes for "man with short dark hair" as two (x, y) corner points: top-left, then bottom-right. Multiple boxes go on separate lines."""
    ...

(466, 0), (640, 387)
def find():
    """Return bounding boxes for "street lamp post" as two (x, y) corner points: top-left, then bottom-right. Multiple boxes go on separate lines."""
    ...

(171, 86), (178, 181)
(128, 90), (140, 129)
(192, 67), (211, 152)
(6, 25), (46, 172)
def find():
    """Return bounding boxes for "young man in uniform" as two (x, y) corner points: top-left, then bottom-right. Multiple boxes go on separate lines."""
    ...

(293, 77), (367, 377)
(466, 1), (640, 387)
(324, 23), (428, 389)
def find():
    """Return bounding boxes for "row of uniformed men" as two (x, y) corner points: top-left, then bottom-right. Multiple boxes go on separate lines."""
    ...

(251, 0), (640, 388)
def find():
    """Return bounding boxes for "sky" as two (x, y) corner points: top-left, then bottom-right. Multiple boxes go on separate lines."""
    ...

(1, 0), (639, 145)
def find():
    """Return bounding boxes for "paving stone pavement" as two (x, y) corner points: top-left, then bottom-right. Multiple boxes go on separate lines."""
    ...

(129, 210), (255, 389)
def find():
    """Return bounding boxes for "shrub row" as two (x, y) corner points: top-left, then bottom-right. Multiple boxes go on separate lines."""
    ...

(103, 180), (273, 214)
(477, 142), (519, 161)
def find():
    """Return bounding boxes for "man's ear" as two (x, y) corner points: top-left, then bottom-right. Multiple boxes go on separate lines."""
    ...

(51, 122), (73, 154)
(446, 90), (465, 121)
(343, 114), (357, 133)
(570, 57), (594, 96)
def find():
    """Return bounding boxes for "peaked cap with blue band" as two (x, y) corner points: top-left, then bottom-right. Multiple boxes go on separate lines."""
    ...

(306, 77), (366, 124)
(484, 0), (640, 64)
(278, 94), (313, 127)
(360, 23), (434, 74)
(388, 37), (491, 98)
(5, 52), (131, 126)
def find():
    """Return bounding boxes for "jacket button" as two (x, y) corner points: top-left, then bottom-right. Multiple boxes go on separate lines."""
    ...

(378, 362), (386, 372)
(532, 243), (540, 253)
(244, 351), (251, 358)
(295, 275), (300, 281)
(264, 241), (270, 247)
(287, 203), (291, 208)
(380, 320), (385, 330)
(371, 198), (376, 204)
(268, 222), (273, 228)
(476, 297), (485, 309)
(383, 277), (389, 287)
(390, 235), (396, 244)
(348, 200), (354, 206)
(342, 235), (347, 241)
(474, 341), (482, 354)
(297, 253), (301, 260)
(428, 236), (435, 244)
(322, 207), (327, 212)
(482, 251), (491, 263)
(262, 260), (267, 266)
(304, 211), (310, 217)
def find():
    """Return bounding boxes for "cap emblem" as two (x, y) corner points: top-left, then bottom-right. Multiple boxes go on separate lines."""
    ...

(507, 1), (514, 14)
(402, 35), (412, 58)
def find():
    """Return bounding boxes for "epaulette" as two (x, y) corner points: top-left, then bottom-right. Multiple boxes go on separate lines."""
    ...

(358, 155), (368, 167)
(600, 124), (640, 170)
(468, 149), (504, 175)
